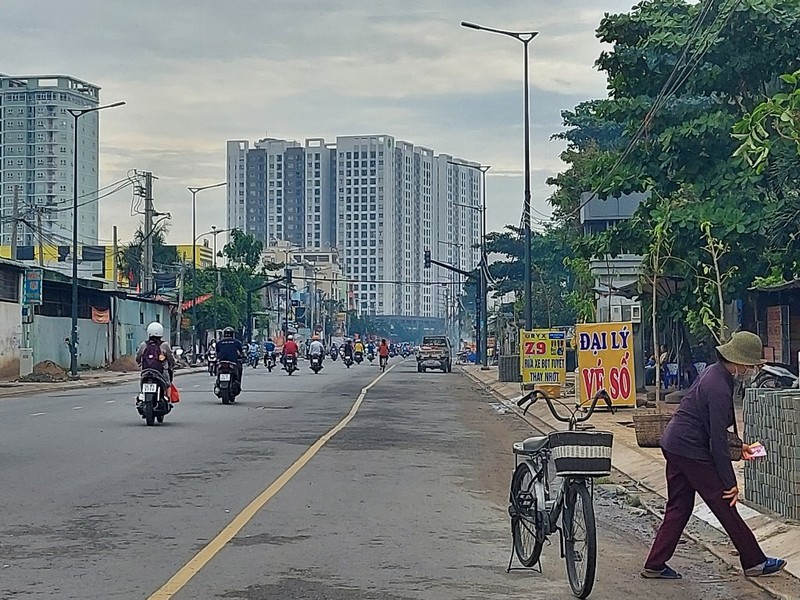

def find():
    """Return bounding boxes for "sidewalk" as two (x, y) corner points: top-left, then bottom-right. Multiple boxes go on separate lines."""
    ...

(462, 365), (800, 587)
(0, 365), (206, 399)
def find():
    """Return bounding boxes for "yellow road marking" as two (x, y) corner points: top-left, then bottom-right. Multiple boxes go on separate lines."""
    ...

(148, 365), (395, 599)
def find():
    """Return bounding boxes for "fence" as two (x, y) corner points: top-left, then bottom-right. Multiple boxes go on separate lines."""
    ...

(744, 388), (800, 520)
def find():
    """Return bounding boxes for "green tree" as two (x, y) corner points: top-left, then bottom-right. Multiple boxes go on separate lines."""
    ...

(484, 225), (579, 328)
(548, 0), (800, 338)
(222, 229), (263, 271)
(120, 221), (177, 289)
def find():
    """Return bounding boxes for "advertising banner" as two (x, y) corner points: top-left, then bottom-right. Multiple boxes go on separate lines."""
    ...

(519, 329), (566, 387)
(576, 322), (636, 407)
(23, 268), (43, 305)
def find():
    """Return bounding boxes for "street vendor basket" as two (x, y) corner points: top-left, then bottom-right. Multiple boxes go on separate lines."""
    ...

(548, 430), (614, 477)
(632, 410), (672, 448)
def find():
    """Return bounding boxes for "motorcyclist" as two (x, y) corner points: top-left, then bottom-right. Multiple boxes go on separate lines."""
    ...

(366, 340), (376, 358)
(263, 337), (276, 366)
(135, 322), (175, 385)
(216, 327), (245, 385)
(378, 338), (390, 369)
(354, 339), (365, 355)
(247, 341), (260, 366)
(343, 338), (354, 361)
(309, 334), (325, 368)
(282, 334), (300, 370)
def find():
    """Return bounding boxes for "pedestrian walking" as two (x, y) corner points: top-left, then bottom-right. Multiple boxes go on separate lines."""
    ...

(642, 331), (786, 580)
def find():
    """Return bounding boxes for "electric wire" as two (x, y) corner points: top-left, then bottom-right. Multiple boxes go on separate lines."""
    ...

(566, 0), (736, 219)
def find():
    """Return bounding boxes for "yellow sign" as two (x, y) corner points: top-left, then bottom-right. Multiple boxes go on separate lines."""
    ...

(576, 322), (636, 407)
(520, 329), (566, 386)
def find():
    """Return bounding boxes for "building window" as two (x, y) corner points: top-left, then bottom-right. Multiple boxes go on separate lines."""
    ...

(0, 269), (19, 302)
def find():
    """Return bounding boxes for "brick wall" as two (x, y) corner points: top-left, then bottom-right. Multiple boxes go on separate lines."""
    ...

(743, 388), (800, 519)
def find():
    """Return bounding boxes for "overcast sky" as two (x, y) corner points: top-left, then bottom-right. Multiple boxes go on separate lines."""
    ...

(2, 0), (636, 245)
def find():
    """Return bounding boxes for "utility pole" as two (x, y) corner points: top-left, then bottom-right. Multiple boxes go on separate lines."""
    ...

(284, 267), (292, 338)
(10, 186), (19, 261)
(36, 207), (45, 267)
(142, 172), (154, 293)
(112, 225), (118, 290)
(177, 253), (186, 349)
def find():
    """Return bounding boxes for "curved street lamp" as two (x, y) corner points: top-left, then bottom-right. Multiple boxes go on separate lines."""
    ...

(461, 20), (538, 331)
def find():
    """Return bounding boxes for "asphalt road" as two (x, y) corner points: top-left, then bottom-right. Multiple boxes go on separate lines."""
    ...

(0, 358), (773, 599)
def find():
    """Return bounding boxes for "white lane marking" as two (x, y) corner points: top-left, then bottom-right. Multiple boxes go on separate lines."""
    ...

(106, 400), (116, 404)
(30, 412), (46, 417)
(72, 406), (83, 410)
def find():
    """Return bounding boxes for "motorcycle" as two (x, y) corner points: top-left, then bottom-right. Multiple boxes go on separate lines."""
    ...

(401, 349), (410, 359)
(329, 348), (339, 362)
(367, 351), (375, 364)
(264, 351), (276, 372)
(354, 351), (364, 365)
(137, 369), (173, 426)
(753, 362), (798, 389)
(285, 353), (298, 376)
(215, 360), (241, 405)
(247, 350), (259, 369)
(343, 354), (354, 369)
(310, 354), (323, 374)
(207, 350), (217, 376)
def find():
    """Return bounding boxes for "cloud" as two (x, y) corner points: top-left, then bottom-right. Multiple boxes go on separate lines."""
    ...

(1, 0), (636, 243)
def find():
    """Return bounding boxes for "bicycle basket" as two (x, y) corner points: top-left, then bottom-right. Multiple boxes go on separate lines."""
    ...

(548, 430), (613, 477)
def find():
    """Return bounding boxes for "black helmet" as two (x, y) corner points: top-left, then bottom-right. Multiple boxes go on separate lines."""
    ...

(223, 327), (235, 338)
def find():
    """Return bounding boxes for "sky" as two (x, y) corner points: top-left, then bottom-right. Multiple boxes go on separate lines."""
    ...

(1, 0), (637, 246)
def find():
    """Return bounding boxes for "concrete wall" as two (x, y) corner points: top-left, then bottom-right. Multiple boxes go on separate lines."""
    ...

(744, 388), (800, 520)
(30, 299), (171, 369)
(0, 301), (21, 378)
(114, 299), (171, 359)
(32, 315), (109, 369)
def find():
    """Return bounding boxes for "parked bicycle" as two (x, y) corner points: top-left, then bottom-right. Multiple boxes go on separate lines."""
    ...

(508, 389), (614, 599)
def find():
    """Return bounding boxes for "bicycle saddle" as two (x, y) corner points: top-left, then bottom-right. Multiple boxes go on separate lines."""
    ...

(513, 436), (549, 454)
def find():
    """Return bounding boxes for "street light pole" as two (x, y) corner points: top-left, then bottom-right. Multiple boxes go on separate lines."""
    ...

(187, 182), (226, 362)
(67, 101), (125, 378)
(450, 161), (491, 368)
(462, 21), (538, 331)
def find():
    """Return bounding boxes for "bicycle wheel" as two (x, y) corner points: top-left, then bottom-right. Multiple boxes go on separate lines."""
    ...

(563, 479), (597, 598)
(509, 462), (545, 567)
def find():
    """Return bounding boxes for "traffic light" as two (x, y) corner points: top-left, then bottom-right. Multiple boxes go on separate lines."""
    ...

(424, 249), (431, 269)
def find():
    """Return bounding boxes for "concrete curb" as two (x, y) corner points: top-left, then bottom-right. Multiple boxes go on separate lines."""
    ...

(460, 367), (797, 600)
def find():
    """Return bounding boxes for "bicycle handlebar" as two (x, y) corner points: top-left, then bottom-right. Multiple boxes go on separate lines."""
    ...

(515, 388), (615, 426)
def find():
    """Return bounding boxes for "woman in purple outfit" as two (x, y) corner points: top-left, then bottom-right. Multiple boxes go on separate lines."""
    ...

(643, 331), (786, 580)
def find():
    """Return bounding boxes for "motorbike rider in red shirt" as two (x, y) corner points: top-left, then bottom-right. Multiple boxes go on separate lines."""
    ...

(282, 334), (300, 369)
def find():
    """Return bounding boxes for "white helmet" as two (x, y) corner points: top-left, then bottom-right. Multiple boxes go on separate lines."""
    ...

(147, 322), (164, 338)
(287, 334), (294, 340)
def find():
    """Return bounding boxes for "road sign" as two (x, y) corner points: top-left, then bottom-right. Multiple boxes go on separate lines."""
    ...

(576, 322), (636, 407)
(519, 329), (566, 388)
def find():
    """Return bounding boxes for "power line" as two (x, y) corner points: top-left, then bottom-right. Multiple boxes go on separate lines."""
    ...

(567, 0), (737, 219)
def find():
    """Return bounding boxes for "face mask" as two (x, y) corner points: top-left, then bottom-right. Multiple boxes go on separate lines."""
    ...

(734, 365), (755, 381)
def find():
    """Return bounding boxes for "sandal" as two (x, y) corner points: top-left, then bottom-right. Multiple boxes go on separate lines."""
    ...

(745, 558), (786, 577)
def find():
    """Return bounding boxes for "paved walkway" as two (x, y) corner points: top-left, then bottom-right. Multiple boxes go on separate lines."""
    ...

(462, 365), (800, 587)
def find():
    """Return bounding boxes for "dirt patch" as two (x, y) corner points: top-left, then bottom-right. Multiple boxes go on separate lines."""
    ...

(19, 360), (68, 382)
(108, 355), (138, 372)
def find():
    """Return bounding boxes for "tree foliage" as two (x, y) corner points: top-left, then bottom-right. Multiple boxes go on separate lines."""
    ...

(484, 225), (580, 328)
(545, 0), (800, 342)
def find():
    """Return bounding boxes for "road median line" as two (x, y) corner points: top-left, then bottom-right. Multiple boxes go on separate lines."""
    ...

(147, 364), (396, 600)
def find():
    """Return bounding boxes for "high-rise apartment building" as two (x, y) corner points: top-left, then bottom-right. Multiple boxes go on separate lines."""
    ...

(0, 75), (101, 249)
(226, 134), (482, 320)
